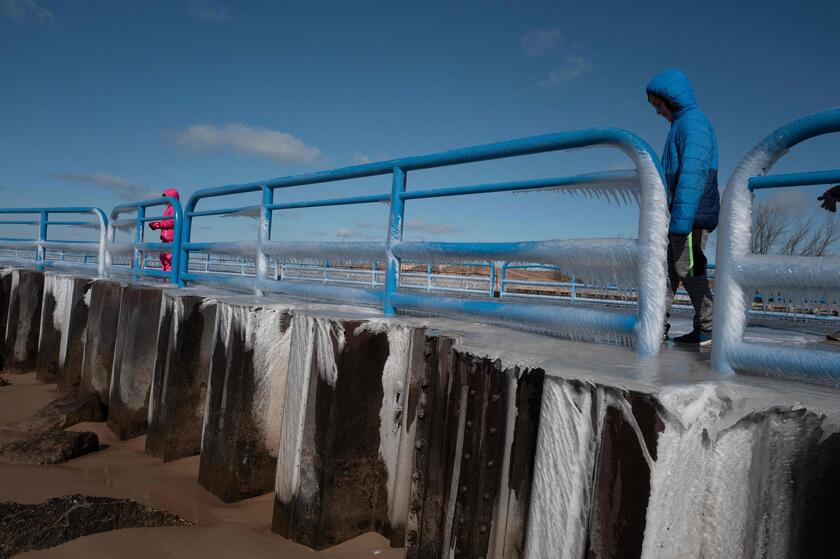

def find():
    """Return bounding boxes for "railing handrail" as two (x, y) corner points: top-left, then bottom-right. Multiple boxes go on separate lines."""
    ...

(179, 127), (670, 356)
(713, 108), (840, 381)
(0, 207), (108, 276)
(106, 196), (183, 286)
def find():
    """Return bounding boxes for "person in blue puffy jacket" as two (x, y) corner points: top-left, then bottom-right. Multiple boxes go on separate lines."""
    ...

(646, 68), (720, 346)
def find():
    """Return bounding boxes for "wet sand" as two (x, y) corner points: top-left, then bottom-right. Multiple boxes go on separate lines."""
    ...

(0, 373), (403, 558)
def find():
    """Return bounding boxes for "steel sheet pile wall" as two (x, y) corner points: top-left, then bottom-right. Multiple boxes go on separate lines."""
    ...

(35, 273), (93, 390)
(79, 279), (126, 404)
(146, 292), (217, 461)
(198, 301), (294, 502)
(3, 269), (44, 373)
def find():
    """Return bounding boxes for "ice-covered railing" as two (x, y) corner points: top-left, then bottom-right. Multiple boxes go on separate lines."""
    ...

(0, 207), (107, 276)
(713, 108), (840, 380)
(105, 196), (183, 285)
(180, 128), (669, 355)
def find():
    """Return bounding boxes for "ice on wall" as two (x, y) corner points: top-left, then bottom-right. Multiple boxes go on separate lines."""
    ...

(526, 374), (840, 558)
(525, 379), (605, 558)
(355, 321), (418, 528)
(48, 275), (75, 368)
(275, 314), (346, 505)
(213, 302), (294, 454)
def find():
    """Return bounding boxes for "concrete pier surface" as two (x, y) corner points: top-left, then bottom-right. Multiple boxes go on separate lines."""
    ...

(1, 267), (839, 557)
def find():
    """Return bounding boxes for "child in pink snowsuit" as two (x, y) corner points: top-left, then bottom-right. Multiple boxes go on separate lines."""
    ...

(149, 188), (180, 272)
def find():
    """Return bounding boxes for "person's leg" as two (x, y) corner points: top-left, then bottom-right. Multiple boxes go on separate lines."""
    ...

(663, 236), (681, 340)
(670, 230), (712, 345)
(160, 252), (172, 272)
(682, 228), (714, 333)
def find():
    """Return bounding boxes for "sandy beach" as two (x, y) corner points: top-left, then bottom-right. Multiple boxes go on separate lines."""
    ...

(0, 373), (403, 558)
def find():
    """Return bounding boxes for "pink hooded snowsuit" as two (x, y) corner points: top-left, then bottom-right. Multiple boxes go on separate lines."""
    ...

(149, 188), (180, 272)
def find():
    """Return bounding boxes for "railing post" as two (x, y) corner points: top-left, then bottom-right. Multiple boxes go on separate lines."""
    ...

(384, 167), (406, 316)
(571, 274), (577, 303)
(132, 206), (145, 282)
(256, 184), (273, 296)
(179, 200), (194, 288)
(102, 210), (113, 279)
(426, 262), (432, 292)
(170, 199), (183, 286)
(36, 210), (47, 270)
(489, 260), (497, 297)
(499, 262), (509, 298)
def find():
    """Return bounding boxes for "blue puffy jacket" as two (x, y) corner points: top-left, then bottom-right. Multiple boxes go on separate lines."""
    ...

(646, 69), (720, 234)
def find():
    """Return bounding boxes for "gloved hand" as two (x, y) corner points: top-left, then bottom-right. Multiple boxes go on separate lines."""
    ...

(149, 222), (160, 230)
(668, 233), (690, 277)
(818, 185), (840, 213)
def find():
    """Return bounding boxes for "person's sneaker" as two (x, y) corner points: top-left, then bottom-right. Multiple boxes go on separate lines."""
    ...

(827, 331), (840, 343)
(673, 329), (712, 347)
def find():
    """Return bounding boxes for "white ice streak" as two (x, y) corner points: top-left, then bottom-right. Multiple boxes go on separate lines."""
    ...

(641, 384), (755, 558)
(513, 183), (641, 206)
(355, 321), (417, 529)
(525, 379), (606, 559)
(275, 315), (348, 506)
(276, 314), (320, 504)
(40, 275), (75, 369)
(215, 302), (295, 453)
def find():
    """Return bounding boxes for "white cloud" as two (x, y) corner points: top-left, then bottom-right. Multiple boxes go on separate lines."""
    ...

(336, 227), (354, 238)
(186, 0), (233, 22)
(1, 0), (53, 21)
(405, 218), (458, 235)
(539, 54), (593, 86)
(51, 172), (158, 200)
(522, 27), (592, 86)
(521, 28), (563, 57)
(173, 122), (323, 164)
(353, 153), (372, 164)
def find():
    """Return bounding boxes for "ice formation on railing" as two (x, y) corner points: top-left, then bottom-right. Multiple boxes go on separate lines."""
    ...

(512, 174), (641, 206)
(168, 128), (671, 355)
(393, 238), (639, 288)
(713, 108), (840, 382)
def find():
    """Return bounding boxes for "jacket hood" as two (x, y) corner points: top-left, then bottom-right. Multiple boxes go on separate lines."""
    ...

(646, 69), (698, 112)
(162, 188), (180, 200)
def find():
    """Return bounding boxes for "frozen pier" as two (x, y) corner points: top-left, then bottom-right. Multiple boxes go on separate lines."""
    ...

(1, 268), (839, 557)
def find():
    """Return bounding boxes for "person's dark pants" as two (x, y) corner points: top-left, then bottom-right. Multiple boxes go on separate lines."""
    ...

(664, 227), (714, 333)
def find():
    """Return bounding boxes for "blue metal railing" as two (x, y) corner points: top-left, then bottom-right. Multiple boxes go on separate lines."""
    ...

(105, 196), (183, 285)
(178, 127), (670, 356)
(714, 108), (840, 380)
(0, 207), (108, 276)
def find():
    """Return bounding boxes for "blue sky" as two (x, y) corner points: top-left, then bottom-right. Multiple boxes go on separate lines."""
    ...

(1, 0), (839, 246)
